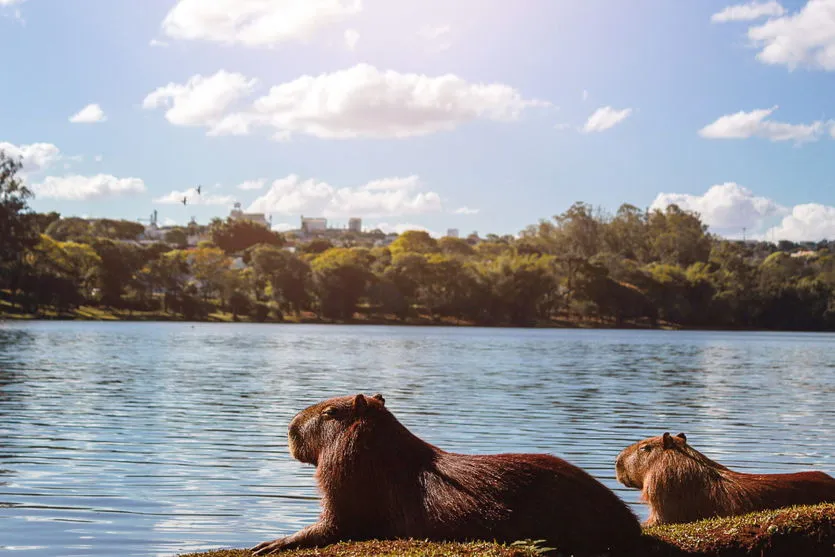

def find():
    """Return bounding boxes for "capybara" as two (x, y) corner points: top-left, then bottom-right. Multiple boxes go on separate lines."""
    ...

(615, 432), (835, 526)
(251, 393), (642, 555)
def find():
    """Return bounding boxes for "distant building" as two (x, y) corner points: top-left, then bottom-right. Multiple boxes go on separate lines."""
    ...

(446, 228), (459, 238)
(230, 202), (270, 228)
(348, 217), (362, 233)
(301, 216), (328, 235)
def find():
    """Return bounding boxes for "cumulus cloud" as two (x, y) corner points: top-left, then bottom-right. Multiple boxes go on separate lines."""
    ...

(142, 70), (258, 134)
(236, 179), (266, 191)
(153, 187), (235, 206)
(344, 28), (359, 50)
(711, 1), (785, 22)
(251, 64), (548, 139)
(0, 141), (62, 173)
(69, 103), (107, 124)
(651, 182), (786, 231)
(454, 206), (479, 215)
(246, 174), (442, 218)
(31, 174), (147, 200)
(698, 106), (825, 143)
(161, 0), (362, 47)
(147, 64), (549, 140)
(763, 203), (835, 241)
(746, 0), (835, 71)
(582, 106), (632, 133)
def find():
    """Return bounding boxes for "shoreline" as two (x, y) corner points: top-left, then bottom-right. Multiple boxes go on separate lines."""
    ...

(3, 308), (835, 333)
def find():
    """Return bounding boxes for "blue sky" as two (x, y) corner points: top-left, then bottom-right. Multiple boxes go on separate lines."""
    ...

(3, 0), (835, 241)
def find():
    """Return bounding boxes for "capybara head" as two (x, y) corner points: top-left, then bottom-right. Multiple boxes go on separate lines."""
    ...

(287, 393), (386, 465)
(615, 432), (687, 489)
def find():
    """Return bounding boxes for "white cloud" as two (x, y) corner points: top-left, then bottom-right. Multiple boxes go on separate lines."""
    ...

(372, 222), (441, 238)
(582, 106), (633, 133)
(94, 155), (103, 162)
(0, 0), (25, 5)
(454, 206), (479, 215)
(31, 174), (146, 200)
(145, 65), (550, 140)
(246, 174), (441, 218)
(161, 0), (362, 47)
(711, 1), (785, 22)
(249, 63), (550, 140)
(149, 38), (169, 48)
(651, 182), (786, 231)
(344, 28), (359, 50)
(747, 0), (835, 71)
(69, 103), (107, 124)
(763, 203), (835, 241)
(236, 178), (266, 191)
(142, 70), (258, 133)
(0, 141), (62, 173)
(163, 217), (179, 226)
(698, 106), (825, 143)
(153, 187), (235, 206)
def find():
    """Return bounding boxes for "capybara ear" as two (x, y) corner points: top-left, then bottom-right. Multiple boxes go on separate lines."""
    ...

(676, 432), (687, 442)
(353, 394), (368, 415)
(662, 432), (674, 449)
(373, 393), (385, 406)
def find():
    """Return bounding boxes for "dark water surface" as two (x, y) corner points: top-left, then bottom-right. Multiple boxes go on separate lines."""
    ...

(0, 322), (833, 556)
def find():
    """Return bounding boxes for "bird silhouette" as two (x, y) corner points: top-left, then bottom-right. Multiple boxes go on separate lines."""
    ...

(196, 185), (202, 195)
(182, 196), (188, 206)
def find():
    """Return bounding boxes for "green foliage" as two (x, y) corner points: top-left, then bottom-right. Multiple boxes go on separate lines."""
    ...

(211, 218), (285, 254)
(3, 186), (835, 330)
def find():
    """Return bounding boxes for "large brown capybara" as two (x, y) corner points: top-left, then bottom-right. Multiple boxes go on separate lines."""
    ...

(615, 432), (835, 526)
(251, 393), (642, 556)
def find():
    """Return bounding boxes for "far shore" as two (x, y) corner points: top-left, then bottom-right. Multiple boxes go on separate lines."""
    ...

(4, 305), (835, 333)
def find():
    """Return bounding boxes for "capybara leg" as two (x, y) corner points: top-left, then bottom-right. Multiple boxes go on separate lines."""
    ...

(250, 522), (338, 555)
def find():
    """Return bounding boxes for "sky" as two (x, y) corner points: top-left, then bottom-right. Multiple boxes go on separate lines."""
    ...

(3, 0), (835, 241)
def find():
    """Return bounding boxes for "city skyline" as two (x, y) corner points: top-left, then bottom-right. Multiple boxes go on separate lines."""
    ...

(3, 1), (835, 241)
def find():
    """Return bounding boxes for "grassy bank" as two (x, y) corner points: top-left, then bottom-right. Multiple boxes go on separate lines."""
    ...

(179, 503), (835, 557)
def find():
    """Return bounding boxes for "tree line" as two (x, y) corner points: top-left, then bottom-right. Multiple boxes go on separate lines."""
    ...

(3, 150), (835, 329)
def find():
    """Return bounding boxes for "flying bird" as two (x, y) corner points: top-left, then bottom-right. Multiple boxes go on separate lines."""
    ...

(196, 185), (202, 195)
(182, 196), (188, 206)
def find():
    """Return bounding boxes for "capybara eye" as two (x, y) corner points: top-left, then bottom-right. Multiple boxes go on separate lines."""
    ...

(321, 407), (338, 418)
(641, 445), (652, 452)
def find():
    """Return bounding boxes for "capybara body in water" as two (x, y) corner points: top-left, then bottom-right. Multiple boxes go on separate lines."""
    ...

(251, 393), (642, 556)
(615, 432), (835, 526)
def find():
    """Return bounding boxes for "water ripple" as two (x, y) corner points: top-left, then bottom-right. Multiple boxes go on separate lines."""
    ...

(0, 322), (833, 556)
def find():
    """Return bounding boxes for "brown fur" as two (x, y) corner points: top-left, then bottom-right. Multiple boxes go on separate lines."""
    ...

(252, 393), (642, 556)
(615, 432), (835, 526)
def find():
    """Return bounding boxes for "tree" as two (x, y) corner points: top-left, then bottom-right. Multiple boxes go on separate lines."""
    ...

(647, 204), (711, 267)
(311, 248), (373, 319)
(251, 245), (311, 315)
(90, 239), (145, 307)
(0, 151), (39, 292)
(438, 237), (475, 256)
(190, 246), (231, 301)
(211, 218), (285, 254)
(389, 230), (438, 255)
(164, 228), (188, 248)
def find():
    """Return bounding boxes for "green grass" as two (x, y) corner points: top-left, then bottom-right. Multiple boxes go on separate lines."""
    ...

(178, 540), (547, 557)
(179, 503), (835, 557)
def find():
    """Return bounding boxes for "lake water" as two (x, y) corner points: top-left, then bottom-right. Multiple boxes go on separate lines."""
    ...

(0, 322), (833, 556)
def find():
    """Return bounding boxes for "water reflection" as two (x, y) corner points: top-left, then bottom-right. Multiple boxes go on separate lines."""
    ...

(0, 323), (832, 556)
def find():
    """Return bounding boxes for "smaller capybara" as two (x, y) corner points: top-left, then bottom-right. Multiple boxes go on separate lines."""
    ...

(251, 393), (642, 556)
(615, 432), (835, 526)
